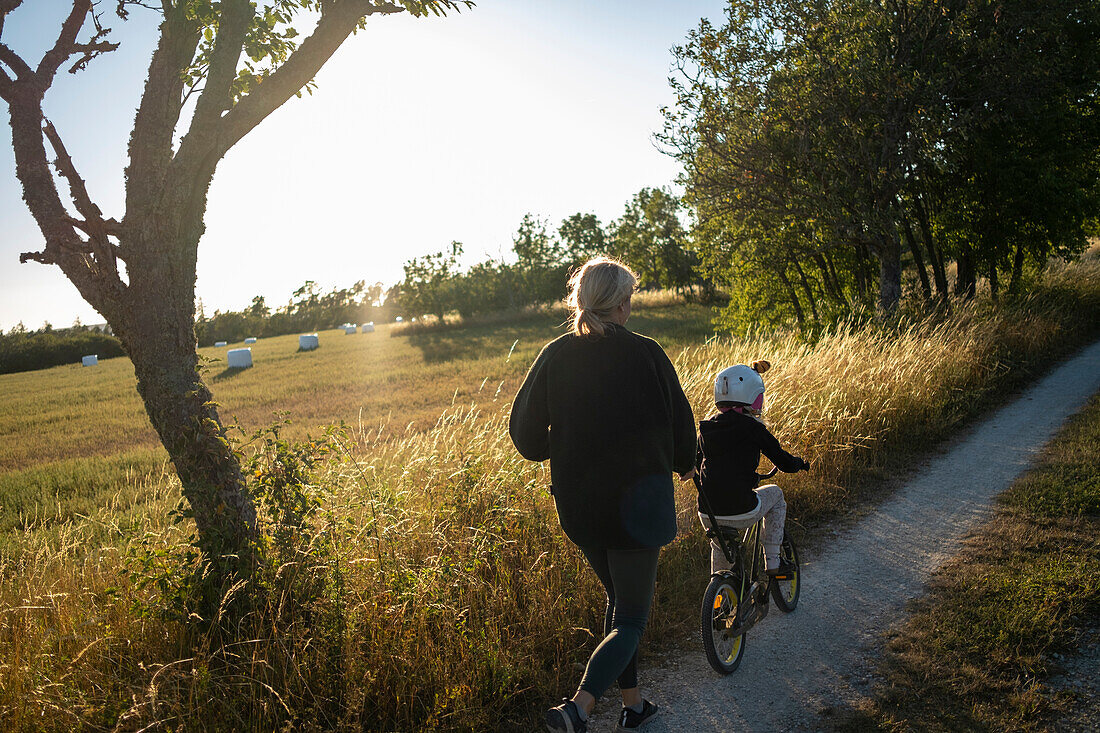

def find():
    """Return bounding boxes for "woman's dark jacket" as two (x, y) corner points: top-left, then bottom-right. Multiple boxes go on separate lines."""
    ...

(509, 324), (696, 550)
(695, 409), (805, 516)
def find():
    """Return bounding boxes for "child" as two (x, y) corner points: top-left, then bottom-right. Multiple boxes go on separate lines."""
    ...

(694, 360), (809, 575)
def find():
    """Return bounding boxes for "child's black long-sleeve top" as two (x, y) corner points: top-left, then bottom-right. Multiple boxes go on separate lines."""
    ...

(695, 409), (804, 516)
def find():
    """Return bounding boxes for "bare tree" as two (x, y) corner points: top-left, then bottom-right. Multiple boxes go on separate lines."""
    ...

(0, 0), (472, 571)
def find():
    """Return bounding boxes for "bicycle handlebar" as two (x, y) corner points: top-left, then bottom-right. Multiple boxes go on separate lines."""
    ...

(693, 465), (782, 490)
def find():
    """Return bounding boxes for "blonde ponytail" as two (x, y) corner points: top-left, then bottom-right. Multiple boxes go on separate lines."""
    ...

(567, 257), (639, 337)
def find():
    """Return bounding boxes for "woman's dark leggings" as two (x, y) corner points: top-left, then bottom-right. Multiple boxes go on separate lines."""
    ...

(576, 545), (661, 698)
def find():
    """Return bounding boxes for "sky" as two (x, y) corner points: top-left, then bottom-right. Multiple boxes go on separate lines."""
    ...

(0, 1), (725, 331)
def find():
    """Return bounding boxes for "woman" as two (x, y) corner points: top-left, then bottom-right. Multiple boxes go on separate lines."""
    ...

(509, 257), (696, 733)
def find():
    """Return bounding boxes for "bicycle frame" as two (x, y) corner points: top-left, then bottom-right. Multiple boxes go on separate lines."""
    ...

(711, 520), (770, 634)
(695, 472), (775, 635)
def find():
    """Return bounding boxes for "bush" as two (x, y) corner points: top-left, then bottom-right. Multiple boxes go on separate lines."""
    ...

(0, 328), (125, 374)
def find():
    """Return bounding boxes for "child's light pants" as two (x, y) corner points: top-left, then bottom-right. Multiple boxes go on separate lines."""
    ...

(698, 484), (787, 573)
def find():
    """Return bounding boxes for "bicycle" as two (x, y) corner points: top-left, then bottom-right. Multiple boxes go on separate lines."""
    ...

(694, 466), (801, 674)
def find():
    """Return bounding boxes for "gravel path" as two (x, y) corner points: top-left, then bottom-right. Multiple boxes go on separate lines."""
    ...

(582, 339), (1100, 732)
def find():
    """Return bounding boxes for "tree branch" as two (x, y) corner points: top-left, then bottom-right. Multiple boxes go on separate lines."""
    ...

(0, 63), (11, 101)
(20, 233), (94, 264)
(187, 0), (252, 133)
(7, 68), (125, 317)
(0, 0), (24, 36)
(68, 38), (121, 74)
(115, 0), (166, 18)
(160, 0), (404, 224)
(7, 92), (76, 262)
(43, 119), (100, 222)
(36, 1), (91, 87)
(215, 1), (404, 156)
(124, 5), (201, 231)
(0, 42), (33, 81)
(42, 118), (119, 276)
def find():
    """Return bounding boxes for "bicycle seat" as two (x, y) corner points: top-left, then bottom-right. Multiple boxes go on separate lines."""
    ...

(702, 495), (762, 529)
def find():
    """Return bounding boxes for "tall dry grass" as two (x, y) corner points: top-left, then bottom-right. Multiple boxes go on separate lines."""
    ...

(1, 254), (1098, 731)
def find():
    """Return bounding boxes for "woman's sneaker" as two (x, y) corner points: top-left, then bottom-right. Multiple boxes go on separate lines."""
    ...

(615, 699), (659, 731)
(545, 698), (586, 733)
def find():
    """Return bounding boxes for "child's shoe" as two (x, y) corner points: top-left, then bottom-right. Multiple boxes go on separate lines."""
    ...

(766, 559), (797, 578)
(615, 699), (659, 731)
(545, 698), (587, 733)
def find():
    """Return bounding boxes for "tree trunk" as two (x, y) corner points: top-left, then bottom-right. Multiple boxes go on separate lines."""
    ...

(988, 259), (999, 302)
(853, 243), (872, 302)
(822, 251), (849, 309)
(875, 234), (902, 313)
(901, 215), (932, 300)
(777, 268), (806, 329)
(811, 253), (838, 303)
(956, 245), (977, 299)
(791, 257), (820, 322)
(914, 197), (950, 304)
(116, 226), (257, 569)
(853, 252), (866, 299)
(127, 335), (257, 564)
(1009, 242), (1026, 294)
(928, 241), (950, 304)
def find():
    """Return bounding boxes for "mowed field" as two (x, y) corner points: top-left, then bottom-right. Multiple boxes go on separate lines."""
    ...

(0, 302), (717, 539)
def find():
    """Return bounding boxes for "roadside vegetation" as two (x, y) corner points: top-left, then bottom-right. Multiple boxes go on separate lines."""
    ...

(835, 393), (1100, 732)
(0, 253), (1097, 730)
(0, 325), (125, 376)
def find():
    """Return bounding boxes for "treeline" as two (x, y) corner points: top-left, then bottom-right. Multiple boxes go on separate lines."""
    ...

(389, 188), (715, 322)
(192, 190), (704, 345)
(194, 280), (395, 346)
(0, 324), (125, 375)
(660, 0), (1100, 331)
(0, 283), (394, 374)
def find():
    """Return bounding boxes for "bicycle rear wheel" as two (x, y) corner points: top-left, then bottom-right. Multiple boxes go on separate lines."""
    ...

(769, 535), (800, 612)
(700, 573), (747, 674)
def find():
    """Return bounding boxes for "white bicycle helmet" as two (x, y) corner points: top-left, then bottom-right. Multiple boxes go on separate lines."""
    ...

(713, 360), (771, 410)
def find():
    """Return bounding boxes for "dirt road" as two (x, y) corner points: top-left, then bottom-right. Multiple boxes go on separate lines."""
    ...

(584, 339), (1100, 732)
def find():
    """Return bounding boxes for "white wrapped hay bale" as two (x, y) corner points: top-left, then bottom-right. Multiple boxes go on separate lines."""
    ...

(299, 333), (319, 351)
(244, 337), (257, 344)
(227, 348), (253, 368)
(362, 322), (375, 333)
(215, 341), (227, 347)
(344, 324), (357, 334)
(81, 354), (98, 367)
(395, 316), (403, 323)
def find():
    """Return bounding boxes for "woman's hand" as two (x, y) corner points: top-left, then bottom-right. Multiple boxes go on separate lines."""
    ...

(678, 468), (697, 482)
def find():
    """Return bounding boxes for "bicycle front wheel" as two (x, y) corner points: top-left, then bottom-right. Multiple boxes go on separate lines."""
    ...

(769, 535), (801, 612)
(701, 573), (747, 674)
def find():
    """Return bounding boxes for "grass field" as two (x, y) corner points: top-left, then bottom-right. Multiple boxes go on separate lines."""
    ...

(1, 253), (1099, 730)
(0, 301), (716, 542)
(0, 301), (718, 473)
